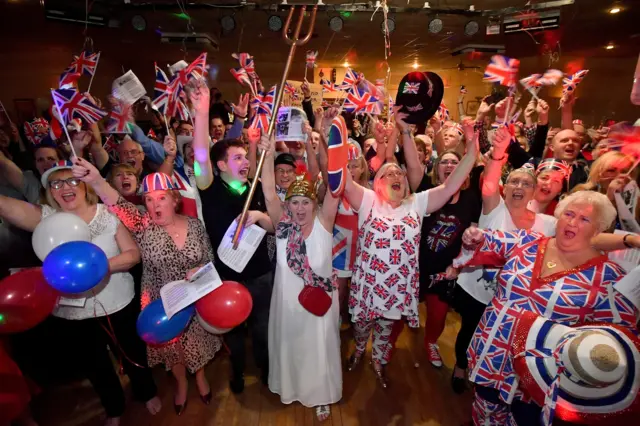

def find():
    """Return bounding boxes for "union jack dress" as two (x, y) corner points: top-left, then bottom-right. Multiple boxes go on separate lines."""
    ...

(350, 188), (430, 328)
(453, 229), (639, 404)
(332, 197), (359, 277)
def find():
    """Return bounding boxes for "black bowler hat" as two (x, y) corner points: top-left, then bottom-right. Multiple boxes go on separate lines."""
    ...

(395, 72), (444, 125)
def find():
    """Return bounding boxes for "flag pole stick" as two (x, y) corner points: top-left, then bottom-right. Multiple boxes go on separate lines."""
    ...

(87, 53), (101, 93)
(232, 5), (318, 248)
(0, 101), (13, 126)
(51, 90), (78, 158)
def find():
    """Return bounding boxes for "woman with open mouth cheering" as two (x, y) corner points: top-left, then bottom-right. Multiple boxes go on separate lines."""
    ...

(342, 108), (478, 388)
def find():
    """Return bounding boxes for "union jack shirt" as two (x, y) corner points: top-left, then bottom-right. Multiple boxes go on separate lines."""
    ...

(453, 229), (639, 404)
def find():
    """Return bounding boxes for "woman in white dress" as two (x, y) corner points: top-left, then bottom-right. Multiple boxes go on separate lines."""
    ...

(259, 134), (341, 422)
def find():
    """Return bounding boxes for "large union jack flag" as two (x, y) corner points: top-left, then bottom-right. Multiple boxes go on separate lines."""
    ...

(484, 55), (520, 87)
(51, 88), (107, 125)
(343, 87), (380, 114)
(327, 115), (349, 197)
(248, 85), (276, 130)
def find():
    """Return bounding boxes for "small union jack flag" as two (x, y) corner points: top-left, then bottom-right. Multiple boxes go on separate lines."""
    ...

(519, 73), (542, 92)
(537, 69), (563, 86)
(402, 82), (420, 94)
(342, 86), (380, 115)
(401, 240), (415, 256)
(320, 78), (337, 93)
(562, 70), (589, 98)
(483, 55), (520, 87)
(370, 218), (389, 233)
(384, 274), (400, 288)
(172, 53), (208, 91)
(375, 238), (391, 249)
(337, 68), (361, 91)
(59, 70), (81, 90)
(438, 102), (450, 127)
(103, 135), (120, 161)
(105, 101), (133, 134)
(401, 216), (419, 229)
(51, 88), (107, 125)
(364, 231), (375, 248)
(389, 249), (402, 265)
(460, 85), (468, 95)
(23, 118), (50, 146)
(153, 63), (181, 118)
(284, 81), (297, 96)
(66, 51), (101, 77)
(248, 85), (276, 130)
(365, 273), (376, 286)
(399, 265), (410, 277)
(374, 286), (390, 299)
(392, 225), (406, 241)
(232, 52), (256, 78)
(370, 255), (390, 274)
(306, 50), (318, 68)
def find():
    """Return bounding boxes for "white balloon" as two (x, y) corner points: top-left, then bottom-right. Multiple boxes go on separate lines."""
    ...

(32, 212), (92, 261)
(196, 312), (231, 334)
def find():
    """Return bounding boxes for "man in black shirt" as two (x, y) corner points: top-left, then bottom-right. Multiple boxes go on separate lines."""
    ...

(199, 139), (274, 394)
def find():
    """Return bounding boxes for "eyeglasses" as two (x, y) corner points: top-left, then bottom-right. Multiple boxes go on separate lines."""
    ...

(50, 178), (81, 190)
(439, 160), (459, 166)
(275, 168), (294, 175)
(505, 179), (534, 189)
(121, 149), (142, 157)
(382, 171), (405, 179)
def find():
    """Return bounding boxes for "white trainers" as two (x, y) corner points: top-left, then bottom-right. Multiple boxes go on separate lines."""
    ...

(426, 343), (443, 368)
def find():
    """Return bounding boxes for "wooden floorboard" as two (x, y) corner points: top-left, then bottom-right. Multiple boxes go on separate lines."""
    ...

(31, 306), (473, 426)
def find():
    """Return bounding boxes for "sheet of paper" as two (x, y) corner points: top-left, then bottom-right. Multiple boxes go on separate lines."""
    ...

(57, 296), (87, 308)
(160, 262), (222, 319)
(614, 264), (640, 312)
(217, 222), (267, 273)
(607, 230), (640, 272)
(112, 70), (147, 104)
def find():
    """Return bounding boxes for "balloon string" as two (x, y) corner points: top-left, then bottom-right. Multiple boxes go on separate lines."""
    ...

(92, 290), (146, 371)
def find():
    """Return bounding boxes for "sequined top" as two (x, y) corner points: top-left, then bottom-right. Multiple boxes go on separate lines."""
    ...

(453, 229), (639, 404)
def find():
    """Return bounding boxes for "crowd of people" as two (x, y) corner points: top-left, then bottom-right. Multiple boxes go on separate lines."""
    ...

(1, 63), (640, 426)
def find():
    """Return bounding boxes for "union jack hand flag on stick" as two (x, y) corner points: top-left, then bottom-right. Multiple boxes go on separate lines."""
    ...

(306, 51), (318, 68)
(519, 74), (542, 99)
(438, 102), (450, 127)
(460, 85), (468, 95)
(342, 87), (380, 115)
(68, 51), (101, 77)
(153, 63), (182, 118)
(337, 68), (362, 91)
(537, 69), (563, 86)
(59, 70), (81, 90)
(105, 101), (134, 134)
(103, 135), (120, 161)
(484, 55), (520, 88)
(51, 88), (107, 125)
(249, 85), (276, 130)
(560, 70), (589, 107)
(320, 78), (337, 93)
(232, 53), (256, 78)
(173, 52), (208, 90)
(230, 67), (256, 96)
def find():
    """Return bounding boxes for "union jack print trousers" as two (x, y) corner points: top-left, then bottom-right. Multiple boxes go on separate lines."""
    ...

(353, 318), (395, 364)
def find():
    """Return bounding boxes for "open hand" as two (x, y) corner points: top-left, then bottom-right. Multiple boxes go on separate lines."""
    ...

(232, 93), (250, 119)
(187, 79), (210, 114)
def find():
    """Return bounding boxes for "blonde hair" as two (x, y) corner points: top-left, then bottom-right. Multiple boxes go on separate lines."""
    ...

(373, 163), (409, 200)
(573, 151), (631, 194)
(45, 169), (98, 210)
(108, 163), (138, 186)
(554, 190), (616, 233)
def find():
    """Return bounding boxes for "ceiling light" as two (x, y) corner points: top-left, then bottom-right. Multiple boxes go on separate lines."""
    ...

(412, 62), (419, 69)
(429, 17), (443, 34)
(382, 18), (395, 34)
(343, 61), (350, 68)
(268, 15), (283, 32)
(329, 16), (344, 32)
(220, 15), (235, 32)
(464, 20), (479, 36)
(609, 7), (621, 14)
(605, 43), (615, 49)
(469, 5), (475, 11)
(423, 2), (431, 8)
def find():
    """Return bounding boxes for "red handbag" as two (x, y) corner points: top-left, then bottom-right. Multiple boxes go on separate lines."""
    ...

(298, 285), (332, 316)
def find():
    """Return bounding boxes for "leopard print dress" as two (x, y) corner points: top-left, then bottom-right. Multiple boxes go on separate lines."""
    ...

(110, 197), (222, 373)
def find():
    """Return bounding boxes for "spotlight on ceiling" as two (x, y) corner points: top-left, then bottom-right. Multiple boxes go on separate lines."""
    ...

(329, 16), (344, 32)
(609, 6), (621, 14)
(382, 18), (396, 34)
(464, 20), (479, 36)
(412, 61), (419, 69)
(220, 15), (235, 32)
(605, 43), (615, 50)
(343, 60), (350, 68)
(428, 17), (443, 34)
(268, 15), (283, 32)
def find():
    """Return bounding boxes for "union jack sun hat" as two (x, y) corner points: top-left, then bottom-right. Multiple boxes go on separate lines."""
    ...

(141, 172), (176, 194)
(511, 311), (640, 426)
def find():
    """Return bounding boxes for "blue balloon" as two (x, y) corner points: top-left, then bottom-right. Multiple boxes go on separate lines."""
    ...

(42, 241), (109, 294)
(136, 300), (194, 345)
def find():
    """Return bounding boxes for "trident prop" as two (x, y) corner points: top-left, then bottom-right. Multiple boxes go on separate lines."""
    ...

(232, 5), (318, 248)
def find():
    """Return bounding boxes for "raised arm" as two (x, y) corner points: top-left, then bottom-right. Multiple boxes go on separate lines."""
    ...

(257, 134), (283, 227)
(0, 151), (26, 194)
(457, 92), (466, 121)
(157, 135), (177, 176)
(304, 121), (320, 180)
(319, 189), (340, 233)
(482, 126), (511, 215)
(190, 81), (214, 190)
(228, 93), (249, 140)
(0, 194), (42, 232)
(130, 123), (167, 166)
(72, 157), (120, 207)
(561, 92), (574, 130)
(425, 117), (479, 214)
(109, 223), (141, 273)
(394, 108), (422, 192)
(343, 170), (365, 212)
(88, 123), (109, 170)
(369, 120), (388, 174)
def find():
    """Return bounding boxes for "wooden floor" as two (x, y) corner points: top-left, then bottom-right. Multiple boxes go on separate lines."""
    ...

(32, 307), (472, 426)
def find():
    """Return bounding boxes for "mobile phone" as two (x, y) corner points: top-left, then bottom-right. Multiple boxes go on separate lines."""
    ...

(484, 85), (508, 105)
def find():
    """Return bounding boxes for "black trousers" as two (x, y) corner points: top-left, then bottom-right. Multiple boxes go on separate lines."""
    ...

(224, 270), (274, 378)
(452, 285), (487, 370)
(52, 301), (157, 418)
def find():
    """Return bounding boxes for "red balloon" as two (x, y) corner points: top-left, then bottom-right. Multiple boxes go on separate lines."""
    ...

(195, 281), (253, 329)
(0, 347), (30, 424)
(0, 268), (59, 334)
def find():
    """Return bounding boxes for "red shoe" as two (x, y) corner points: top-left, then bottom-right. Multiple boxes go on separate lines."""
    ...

(426, 343), (443, 368)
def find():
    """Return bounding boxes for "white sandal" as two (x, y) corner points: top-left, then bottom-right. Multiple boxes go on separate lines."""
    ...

(315, 405), (331, 422)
